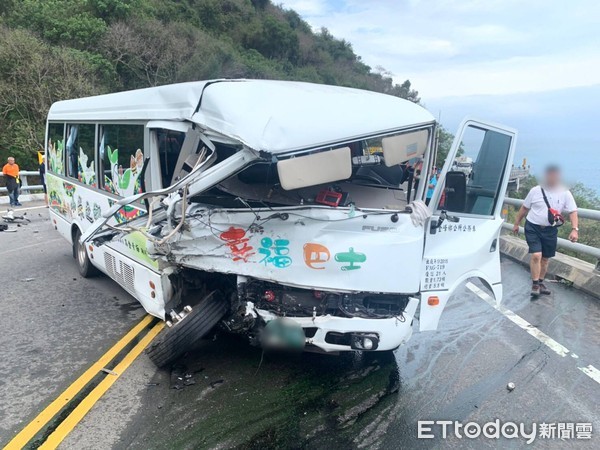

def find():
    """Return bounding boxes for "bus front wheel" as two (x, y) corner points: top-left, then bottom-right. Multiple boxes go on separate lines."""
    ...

(73, 228), (99, 278)
(146, 291), (228, 368)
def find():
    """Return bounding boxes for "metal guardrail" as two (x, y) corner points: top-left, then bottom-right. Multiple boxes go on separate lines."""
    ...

(504, 197), (600, 221)
(2, 172), (597, 261)
(503, 197), (600, 261)
(0, 170), (43, 193)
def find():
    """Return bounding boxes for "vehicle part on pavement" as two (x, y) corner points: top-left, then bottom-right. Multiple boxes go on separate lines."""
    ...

(2, 210), (30, 224)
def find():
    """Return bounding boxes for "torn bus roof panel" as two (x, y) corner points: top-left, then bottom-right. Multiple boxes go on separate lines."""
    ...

(48, 81), (211, 122)
(192, 80), (436, 154)
(49, 79), (436, 154)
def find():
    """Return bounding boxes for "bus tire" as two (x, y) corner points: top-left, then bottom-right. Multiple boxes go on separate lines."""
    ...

(147, 291), (227, 368)
(73, 228), (99, 278)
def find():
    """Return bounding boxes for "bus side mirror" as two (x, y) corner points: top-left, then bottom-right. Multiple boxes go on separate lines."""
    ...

(444, 171), (467, 213)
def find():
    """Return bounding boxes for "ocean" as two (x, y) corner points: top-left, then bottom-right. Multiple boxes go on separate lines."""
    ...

(426, 84), (600, 198)
(514, 147), (599, 196)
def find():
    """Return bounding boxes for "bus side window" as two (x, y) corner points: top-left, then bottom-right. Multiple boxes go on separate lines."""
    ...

(66, 124), (96, 186)
(47, 123), (65, 175)
(99, 124), (145, 197)
(157, 129), (185, 188)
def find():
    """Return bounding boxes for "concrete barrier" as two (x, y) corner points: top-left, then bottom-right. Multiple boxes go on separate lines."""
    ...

(500, 234), (600, 299)
(0, 193), (45, 205)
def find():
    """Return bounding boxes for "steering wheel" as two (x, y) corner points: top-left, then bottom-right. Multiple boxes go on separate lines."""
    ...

(352, 174), (384, 185)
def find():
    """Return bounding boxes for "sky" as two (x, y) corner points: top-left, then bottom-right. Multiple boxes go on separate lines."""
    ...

(279, 0), (600, 191)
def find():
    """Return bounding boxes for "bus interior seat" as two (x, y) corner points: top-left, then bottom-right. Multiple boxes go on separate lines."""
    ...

(444, 171), (467, 212)
(354, 162), (408, 187)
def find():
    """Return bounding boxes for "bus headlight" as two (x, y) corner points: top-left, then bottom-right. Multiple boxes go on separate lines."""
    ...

(350, 333), (379, 351)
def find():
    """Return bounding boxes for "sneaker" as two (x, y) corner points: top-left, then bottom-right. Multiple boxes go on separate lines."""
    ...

(531, 284), (540, 297)
(15, 202), (22, 206)
(539, 283), (551, 295)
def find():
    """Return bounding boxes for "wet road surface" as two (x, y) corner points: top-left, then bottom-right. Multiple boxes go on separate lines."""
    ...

(0, 203), (598, 449)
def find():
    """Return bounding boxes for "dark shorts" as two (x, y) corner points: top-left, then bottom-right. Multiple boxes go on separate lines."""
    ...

(525, 220), (558, 258)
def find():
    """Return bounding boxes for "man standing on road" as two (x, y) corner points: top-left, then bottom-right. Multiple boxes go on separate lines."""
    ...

(425, 170), (438, 206)
(512, 166), (579, 298)
(2, 156), (22, 207)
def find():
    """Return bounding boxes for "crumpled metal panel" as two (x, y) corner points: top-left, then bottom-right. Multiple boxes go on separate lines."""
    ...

(164, 206), (424, 293)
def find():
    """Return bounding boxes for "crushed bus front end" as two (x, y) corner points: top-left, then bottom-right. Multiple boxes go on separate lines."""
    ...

(146, 200), (426, 354)
(70, 80), (515, 366)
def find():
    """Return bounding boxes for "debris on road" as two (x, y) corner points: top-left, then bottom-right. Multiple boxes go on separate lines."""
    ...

(21, 278), (35, 282)
(2, 210), (31, 224)
(101, 368), (119, 376)
(507, 382), (515, 391)
(210, 379), (224, 389)
(170, 365), (196, 390)
(183, 374), (196, 386)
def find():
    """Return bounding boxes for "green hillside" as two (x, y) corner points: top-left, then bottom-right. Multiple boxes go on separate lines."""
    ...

(0, 0), (420, 167)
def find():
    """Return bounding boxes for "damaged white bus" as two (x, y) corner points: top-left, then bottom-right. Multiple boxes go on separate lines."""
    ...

(46, 79), (516, 367)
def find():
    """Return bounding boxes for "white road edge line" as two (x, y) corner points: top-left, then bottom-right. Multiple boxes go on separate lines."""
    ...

(0, 238), (64, 256)
(579, 365), (600, 384)
(465, 282), (600, 387)
(0, 205), (47, 213)
(465, 282), (570, 357)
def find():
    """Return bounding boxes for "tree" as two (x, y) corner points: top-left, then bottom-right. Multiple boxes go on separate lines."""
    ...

(390, 80), (420, 103)
(244, 15), (300, 62)
(370, 67), (420, 103)
(561, 183), (600, 257)
(251, 0), (269, 9)
(0, 26), (104, 167)
(435, 126), (463, 167)
(4, 0), (108, 49)
(101, 19), (245, 89)
(0, 0), (428, 167)
(101, 20), (190, 88)
(89, 0), (139, 21)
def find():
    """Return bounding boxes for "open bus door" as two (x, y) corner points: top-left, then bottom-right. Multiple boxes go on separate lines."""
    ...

(419, 118), (517, 331)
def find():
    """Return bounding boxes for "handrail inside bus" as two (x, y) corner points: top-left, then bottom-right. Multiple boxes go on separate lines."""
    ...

(80, 147), (255, 245)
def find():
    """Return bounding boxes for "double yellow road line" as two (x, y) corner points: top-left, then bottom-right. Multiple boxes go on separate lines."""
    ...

(5, 315), (164, 450)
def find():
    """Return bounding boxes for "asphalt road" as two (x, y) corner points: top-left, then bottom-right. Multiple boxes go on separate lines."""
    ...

(0, 202), (598, 449)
